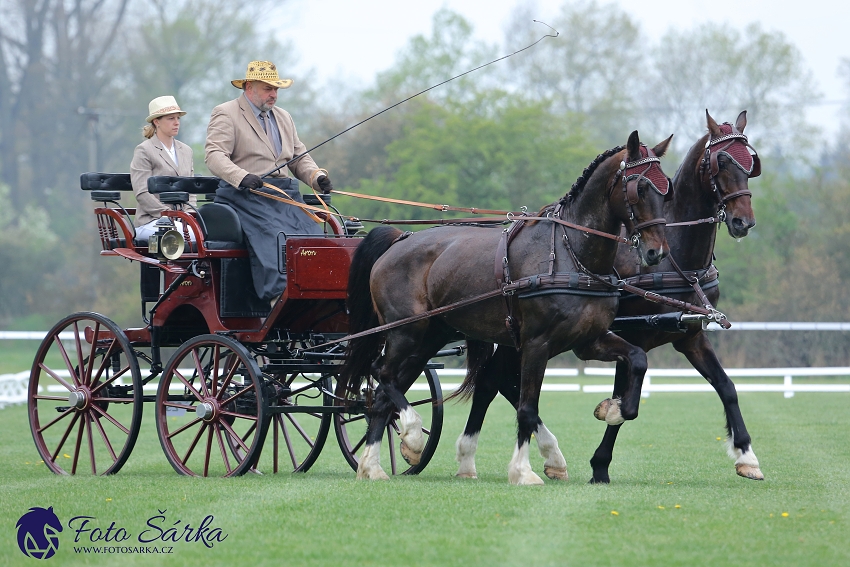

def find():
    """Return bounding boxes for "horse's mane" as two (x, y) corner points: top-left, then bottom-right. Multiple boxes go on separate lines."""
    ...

(537, 144), (625, 216)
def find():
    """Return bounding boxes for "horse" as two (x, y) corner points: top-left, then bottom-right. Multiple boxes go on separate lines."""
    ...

(452, 110), (762, 483)
(340, 130), (673, 484)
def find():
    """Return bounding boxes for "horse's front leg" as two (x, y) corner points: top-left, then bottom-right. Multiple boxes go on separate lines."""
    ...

(356, 384), (394, 480)
(574, 332), (647, 484)
(674, 331), (763, 480)
(576, 332), (648, 425)
(508, 348), (549, 486)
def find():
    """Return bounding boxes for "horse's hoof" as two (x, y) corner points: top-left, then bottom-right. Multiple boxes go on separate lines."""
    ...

(593, 399), (612, 421)
(588, 476), (610, 484)
(544, 466), (568, 481)
(399, 440), (421, 466)
(736, 464), (765, 480)
(509, 469), (545, 485)
(455, 472), (478, 479)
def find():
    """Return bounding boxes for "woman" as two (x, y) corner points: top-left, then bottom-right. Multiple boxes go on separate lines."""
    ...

(130, 95), (196, 241)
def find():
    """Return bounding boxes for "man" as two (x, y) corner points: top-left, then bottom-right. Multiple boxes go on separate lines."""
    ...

(205, 60), (334, 303)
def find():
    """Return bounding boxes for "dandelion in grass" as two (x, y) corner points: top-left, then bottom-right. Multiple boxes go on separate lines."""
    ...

(611, 511), (619, 516)
(716, 437), (722, 441)
(106, 498), (112, 502)
(782, 512), (789, 517)
(674, 504), (681, 509)
(63, 454), (71, 459)
(657, 506), (665, 510)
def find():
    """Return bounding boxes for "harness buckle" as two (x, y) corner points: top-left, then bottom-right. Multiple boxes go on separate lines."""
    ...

(630, 234), (641, 249)
(717, 208), (727, 223)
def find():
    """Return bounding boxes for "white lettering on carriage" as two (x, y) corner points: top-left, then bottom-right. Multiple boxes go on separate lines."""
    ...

(299, 249), (317, 256)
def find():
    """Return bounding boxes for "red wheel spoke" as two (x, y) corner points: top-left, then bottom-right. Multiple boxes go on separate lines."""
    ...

(39, 362), (75, 392)
(168, 417), (204, 439)
(219, 419), (250, 454)
(90, 339), (121, 389)
(387, 427), (397, 475)
(71, 417), (85, 474)
(92, 413), (118, 462)
(90, 404), (130, 435)
(215, 356), (239, 400)
(49, 411), (80, 462)
(90, 362), (130, 396)
(203, 426), (214, 476)
(33, 395), (72, 401)
(220, 383), (255, 406)
(54, 334), (81, 387)
(279, 418), (298, 469)
(273, 417), (280, 474)
(83, 321), (100, 386)
(73, 322), (86, 386)
(350, 432), (367, 454)
(339, 413), (367, 425)
(172, 368), (204, 400)
(180, 423), (207, 464)
(211, 345), (221, 397)
(86, 413), (97, 475)
(192, 349), (211, 397)
(38, 406), (75, 434)
(219, 410), (257, 422)
(285, 414), (316, 446)
(215, 426), (233, 474)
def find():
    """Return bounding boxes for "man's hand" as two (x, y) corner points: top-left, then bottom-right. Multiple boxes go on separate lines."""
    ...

(239, 173), (263, 190)
(317, 175), (334, 194)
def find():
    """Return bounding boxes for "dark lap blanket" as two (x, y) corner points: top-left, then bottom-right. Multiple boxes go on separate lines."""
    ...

(215, 178), (323, 301)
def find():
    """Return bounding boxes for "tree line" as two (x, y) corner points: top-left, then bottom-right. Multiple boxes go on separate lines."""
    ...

(0, 1), (848, 366)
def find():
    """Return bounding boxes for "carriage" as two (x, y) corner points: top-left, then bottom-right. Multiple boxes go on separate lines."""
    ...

(27, 173), (452, 477)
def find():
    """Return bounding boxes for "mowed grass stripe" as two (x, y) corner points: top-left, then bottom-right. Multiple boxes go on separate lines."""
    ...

(1, 392), (847, 566)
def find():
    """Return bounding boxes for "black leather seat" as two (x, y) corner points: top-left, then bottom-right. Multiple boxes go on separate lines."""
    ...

(199, 203), (247, 250)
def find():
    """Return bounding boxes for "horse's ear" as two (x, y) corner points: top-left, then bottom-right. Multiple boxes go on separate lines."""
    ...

(627, 130), (641, 161)
(706, 109), (722, 137)
(735, 110), (748, 133)
(652, 134), (674, 158)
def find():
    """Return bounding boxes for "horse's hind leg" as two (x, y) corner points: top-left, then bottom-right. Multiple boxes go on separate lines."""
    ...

(674, 332), (763, 480)
(588, 361), (628, 484)
(508, 346), (550, 486)
(357, 383), (394, 480)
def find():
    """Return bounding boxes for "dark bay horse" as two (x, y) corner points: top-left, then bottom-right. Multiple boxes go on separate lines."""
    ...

(453, 111), (762, 483)
(341, 131), (672, 484)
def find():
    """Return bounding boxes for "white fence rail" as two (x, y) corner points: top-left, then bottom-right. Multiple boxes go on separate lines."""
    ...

(3, 366), (850, 409)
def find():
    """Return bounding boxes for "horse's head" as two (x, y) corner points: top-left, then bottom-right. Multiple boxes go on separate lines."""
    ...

(613, 130), (673, 266)
(700, 110), (759, 238)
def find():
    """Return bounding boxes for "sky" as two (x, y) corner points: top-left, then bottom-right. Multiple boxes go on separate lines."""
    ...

(271, 0), (849, 140)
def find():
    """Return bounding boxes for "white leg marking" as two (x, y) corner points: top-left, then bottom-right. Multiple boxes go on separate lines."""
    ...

(535, 424), (568, 481)
(726, 438), (764, 480)
(397, 406), (425, 454)
(507, 442), (544, 485)
(455, 432), (479, 478)
(356, 443), (389, 480)
(604, 398), (624, 425)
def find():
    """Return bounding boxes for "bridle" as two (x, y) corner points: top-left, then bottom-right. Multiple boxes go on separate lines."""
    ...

(614, 144), (670, 248)
(698, 124), (761, 223)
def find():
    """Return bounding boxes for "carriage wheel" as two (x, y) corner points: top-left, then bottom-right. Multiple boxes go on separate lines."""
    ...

(253, 374), (332, 474)
(28, 312), (143, 475)
(155, 334), (268, 477)
(334, 368), (443, 475)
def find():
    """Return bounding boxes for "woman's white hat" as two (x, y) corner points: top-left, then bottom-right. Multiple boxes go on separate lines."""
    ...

(146, 96), (187, 123)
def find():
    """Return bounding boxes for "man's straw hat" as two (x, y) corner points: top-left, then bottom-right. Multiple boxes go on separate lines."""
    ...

(146, 96), (186, 123)
(231, 60), (293, 89)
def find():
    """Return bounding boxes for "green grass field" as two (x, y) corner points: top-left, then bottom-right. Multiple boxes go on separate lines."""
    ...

(1, 389), (848, 566)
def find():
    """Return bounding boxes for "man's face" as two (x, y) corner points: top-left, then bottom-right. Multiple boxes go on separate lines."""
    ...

(245, 81), (278, 112)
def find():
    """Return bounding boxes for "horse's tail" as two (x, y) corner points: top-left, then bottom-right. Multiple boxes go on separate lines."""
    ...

(446, 339), (495, 402)
(340, 226), (403, 396)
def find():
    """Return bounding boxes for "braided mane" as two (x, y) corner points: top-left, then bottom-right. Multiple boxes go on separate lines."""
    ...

(535, 144), (626, 217)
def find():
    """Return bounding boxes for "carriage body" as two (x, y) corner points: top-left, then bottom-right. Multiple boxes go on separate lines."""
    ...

(27, 173), (444, 477)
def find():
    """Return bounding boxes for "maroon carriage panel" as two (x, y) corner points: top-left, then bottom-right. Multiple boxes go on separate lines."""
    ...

(285, 237), (360, 299)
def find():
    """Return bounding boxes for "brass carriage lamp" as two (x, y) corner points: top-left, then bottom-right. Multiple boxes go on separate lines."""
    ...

(148, 215), (185, 261)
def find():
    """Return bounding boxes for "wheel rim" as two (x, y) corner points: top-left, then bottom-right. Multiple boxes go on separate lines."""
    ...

(254, 372), (332, 474)
(334, 368), (443, 475)
(28, 312), (142, 475)
(155, 335), (268, 477)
